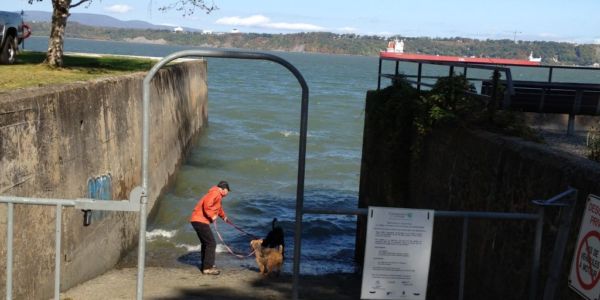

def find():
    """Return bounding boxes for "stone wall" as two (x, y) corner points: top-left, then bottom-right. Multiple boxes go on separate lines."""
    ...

(358, 88), (600, 299)
(0, 60), (208, 299)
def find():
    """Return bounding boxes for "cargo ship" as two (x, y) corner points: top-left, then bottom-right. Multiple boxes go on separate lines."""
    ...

(382, 39), (541, 67)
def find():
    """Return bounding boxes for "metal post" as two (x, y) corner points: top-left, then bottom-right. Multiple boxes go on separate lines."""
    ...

(54, 205), (62, 300)
(136, 195), (147, 300)
(292, 64), (309, 300)
(568, 90), (582, 136)
(503, 69), (514, 109)
(377, 58), (382, 90)
(395, 61), (399, 77)
(449, 65), (454, 77)
(548, 67), (553, 83)
(458, 217), (469, 300)
(417, 63), (423, 92)
(137, 46), (153, 298)
(567, 114), (575, 136)
(6, 203), (13, 300)
(530, 208), (544, 300)
(542, 189), (577, 300)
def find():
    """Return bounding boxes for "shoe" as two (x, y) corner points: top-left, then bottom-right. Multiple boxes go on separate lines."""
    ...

(202, 267), (220, 275)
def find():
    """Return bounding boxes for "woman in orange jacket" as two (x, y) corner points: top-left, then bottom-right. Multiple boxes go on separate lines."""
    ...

(190, 181), (230, 275)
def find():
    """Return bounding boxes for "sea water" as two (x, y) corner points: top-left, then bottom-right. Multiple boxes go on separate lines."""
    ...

(25, 36), (373, 274)
(23, 36), (599, 274)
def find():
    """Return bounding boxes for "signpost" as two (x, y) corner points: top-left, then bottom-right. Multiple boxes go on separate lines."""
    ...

(570, 195), (600, 299)
(361, 207), (434, 300)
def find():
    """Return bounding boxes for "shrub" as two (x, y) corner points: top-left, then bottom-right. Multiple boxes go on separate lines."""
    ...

(587, 125), (600, 161)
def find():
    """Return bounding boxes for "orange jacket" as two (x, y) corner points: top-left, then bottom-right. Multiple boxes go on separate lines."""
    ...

(190, 186), (227, 224)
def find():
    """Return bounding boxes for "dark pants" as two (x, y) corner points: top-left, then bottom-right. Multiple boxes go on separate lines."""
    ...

(191, 222), (216, 270)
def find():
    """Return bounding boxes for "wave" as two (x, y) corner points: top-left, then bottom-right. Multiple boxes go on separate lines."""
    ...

(276, 130), (318, 138)
(174, 243), (236, 254)
(280, 130), (296, 137)
(147, 229), (177, 240)
(175, 243), (201, 252)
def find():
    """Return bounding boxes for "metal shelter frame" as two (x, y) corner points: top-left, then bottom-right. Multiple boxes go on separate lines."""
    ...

(304, 188), (577, 300)
(141, 50), (310, 300)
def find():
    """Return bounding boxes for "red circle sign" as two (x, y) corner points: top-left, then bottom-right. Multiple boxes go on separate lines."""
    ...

(576, 230), (600, 290)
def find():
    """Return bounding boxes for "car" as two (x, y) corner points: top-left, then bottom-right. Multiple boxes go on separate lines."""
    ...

(0, 11), (31, 64)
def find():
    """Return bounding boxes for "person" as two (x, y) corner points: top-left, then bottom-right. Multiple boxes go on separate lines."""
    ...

(190, 181), (230, 275)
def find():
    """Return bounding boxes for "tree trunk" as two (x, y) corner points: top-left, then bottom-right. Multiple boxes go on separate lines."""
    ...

(45, 0), (71, 67)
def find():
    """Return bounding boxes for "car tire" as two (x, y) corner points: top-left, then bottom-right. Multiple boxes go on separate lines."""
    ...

(0, 35), (18, 64)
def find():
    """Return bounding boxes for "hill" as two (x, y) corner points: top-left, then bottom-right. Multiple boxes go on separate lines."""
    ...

(22, 10), (199, 32)
(22, 12), (600, 66)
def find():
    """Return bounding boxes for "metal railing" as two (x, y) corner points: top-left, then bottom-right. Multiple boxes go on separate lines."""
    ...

(300, 188), (577, 300)
(377, 58), (600, 135)
(0, 188), (143, 300)
(1, 50), (309, 300)
(377, 58), (516, 95)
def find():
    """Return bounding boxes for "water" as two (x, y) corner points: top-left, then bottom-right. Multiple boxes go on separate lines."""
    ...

(24, 37), (599, 274)
(24, 37), (373, 274)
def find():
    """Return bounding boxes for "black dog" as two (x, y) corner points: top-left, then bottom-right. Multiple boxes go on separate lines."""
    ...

(262, 218), (285, 259)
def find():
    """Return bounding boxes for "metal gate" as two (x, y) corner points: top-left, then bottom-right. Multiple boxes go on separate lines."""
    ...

(298, 188), (577, 300)
(0, 49), (309, 300)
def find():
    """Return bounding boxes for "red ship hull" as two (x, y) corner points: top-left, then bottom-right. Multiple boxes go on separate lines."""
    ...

(380, 51), (540, 66)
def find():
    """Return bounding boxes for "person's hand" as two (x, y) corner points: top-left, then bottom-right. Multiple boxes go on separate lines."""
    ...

(223, 217), (230, 224)
(211, 215), (218, 222)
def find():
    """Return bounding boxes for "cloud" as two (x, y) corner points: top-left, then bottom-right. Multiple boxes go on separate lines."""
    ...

(338, 27), (358, 33)
(104, 4), (133, 14)
(539, 32), (559, 38)
(216, 14), (324, 31)
(265, 22), (324, 31)
(374, 31), (393, 37)
(217, 15), (270, 26)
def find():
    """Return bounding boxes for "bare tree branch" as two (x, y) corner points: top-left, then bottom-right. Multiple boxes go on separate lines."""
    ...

(70, 0), (92, 9)
(28, 0), (218, 67)
(158, 0), (218, 16)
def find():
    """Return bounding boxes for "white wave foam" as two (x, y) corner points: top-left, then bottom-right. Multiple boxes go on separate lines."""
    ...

(279, 130), (314, 138)
(280, 130), (297, 137)
(216, 244), (228, 253)
(176, 243), (201, 252)
(174, 243), (228, 253)
(146, 229), (177, 241)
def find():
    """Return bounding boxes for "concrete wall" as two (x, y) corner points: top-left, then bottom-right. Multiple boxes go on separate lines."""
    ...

(0, 60), (208, 299)
(358, 89), (600, 299)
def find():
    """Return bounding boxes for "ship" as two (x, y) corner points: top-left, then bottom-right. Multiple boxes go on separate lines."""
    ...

(382, 39), (541, 67)
(528, 51), (542, 62)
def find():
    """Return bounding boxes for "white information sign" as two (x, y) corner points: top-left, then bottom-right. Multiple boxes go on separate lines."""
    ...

(361, 207), (434, 300)
(569, 195), (600, 300)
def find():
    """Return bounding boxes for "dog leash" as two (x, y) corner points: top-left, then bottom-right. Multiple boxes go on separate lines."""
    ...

(213, 221), (256, 259)
(226, 220), (260, 239)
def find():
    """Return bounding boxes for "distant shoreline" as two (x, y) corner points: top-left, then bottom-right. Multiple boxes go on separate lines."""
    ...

(26, 35), (377, 58)
(25, 33), (600, 66)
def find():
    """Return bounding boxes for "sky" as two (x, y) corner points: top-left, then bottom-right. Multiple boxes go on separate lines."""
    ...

(6, 0), (600, 44)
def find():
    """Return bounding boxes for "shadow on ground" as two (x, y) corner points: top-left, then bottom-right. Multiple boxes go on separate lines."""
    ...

(157, 273), (361, 300)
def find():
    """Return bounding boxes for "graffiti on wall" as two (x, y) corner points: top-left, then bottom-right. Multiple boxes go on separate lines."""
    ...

(84, 174), (112, 225)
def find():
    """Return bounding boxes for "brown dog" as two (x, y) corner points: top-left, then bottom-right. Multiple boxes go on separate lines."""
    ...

(250, 239), (283, 276)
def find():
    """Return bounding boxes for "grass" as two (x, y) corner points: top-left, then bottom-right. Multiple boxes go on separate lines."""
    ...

(0, 51), (156, 92)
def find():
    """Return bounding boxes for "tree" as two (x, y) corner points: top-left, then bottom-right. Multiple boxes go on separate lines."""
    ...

(28, 0), (216, 68)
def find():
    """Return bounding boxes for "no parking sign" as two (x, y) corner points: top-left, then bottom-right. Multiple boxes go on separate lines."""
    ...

(570, 195), (600, 299)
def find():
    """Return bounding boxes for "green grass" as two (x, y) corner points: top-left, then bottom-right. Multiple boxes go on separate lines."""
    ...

(0, 51), (156, 91)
